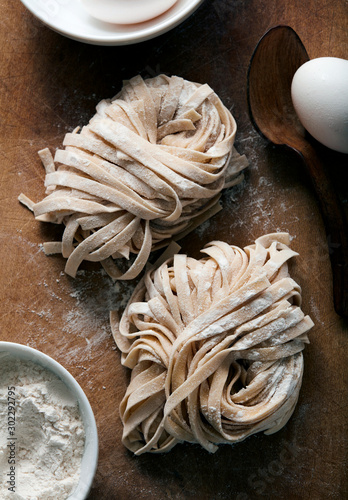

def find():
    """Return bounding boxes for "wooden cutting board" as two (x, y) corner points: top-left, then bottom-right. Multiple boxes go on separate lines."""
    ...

(0, 1), (347, 498)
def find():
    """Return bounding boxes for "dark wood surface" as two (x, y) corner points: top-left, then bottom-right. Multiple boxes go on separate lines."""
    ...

(0, 1), (347, 498)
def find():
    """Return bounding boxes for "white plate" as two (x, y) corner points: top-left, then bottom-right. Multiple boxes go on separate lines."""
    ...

(20, 0), (204, 46)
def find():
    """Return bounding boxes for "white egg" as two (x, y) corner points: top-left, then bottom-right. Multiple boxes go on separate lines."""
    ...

(81, 0), (178, 25)
(291, 57), (348, 154)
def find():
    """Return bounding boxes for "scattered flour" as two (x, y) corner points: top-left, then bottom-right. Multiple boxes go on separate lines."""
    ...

(0, 354), (85, 500)
(57, 269), (136, 364)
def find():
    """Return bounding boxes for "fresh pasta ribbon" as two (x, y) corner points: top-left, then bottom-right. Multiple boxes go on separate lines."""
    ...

(111, 233), (314, 454)
(19, 75), (247, 279)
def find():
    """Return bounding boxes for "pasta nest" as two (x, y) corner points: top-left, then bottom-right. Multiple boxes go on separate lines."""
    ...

(21, 75), (247, 280)
(112, 233), (314, 454)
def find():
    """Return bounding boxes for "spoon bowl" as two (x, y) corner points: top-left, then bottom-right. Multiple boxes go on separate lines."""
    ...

(247, 26), (308, 145)
(247, 25), (348, 317)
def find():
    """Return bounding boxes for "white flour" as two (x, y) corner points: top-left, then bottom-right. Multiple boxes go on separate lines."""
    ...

(0, 354), (85, 500)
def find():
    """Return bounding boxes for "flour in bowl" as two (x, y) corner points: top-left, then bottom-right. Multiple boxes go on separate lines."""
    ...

(0, 354), (85, 500)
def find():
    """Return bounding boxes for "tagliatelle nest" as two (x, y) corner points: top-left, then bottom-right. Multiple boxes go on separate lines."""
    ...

(19, 75), (247, 280)
(111, 233), (314, 455)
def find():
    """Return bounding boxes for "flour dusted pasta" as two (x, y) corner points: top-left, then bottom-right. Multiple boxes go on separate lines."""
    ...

(19, 75), (247, 280)
(111, 233), (313, 454)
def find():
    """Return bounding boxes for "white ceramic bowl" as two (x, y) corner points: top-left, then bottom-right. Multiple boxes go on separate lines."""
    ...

(0, 341), (98, 500)
(19, 0), (204, 46)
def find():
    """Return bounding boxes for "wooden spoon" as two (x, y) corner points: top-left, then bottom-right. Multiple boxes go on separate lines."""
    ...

(247, 25), (348, 317)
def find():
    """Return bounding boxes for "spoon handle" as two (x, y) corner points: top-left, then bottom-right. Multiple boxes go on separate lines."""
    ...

(299, 142), (348, 316)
